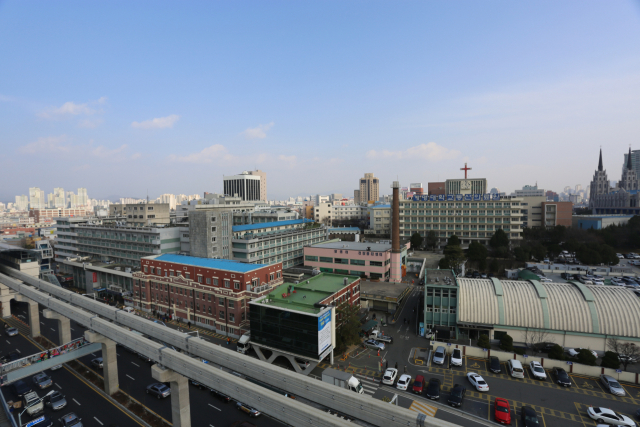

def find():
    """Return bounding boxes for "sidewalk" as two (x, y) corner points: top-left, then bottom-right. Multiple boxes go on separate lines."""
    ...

(133, 310), (238, 345)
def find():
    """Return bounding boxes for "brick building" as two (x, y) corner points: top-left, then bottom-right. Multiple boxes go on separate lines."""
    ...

(541, 201), (573, 228)
(29, 208), (91, 223)
(134, 254), (283, 337)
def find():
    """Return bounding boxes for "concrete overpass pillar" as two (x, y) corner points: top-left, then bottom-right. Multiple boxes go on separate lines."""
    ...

(151, 364), (191, 427)
(13, 295), (40, 337)
(0, 283), (13, 318)
(85, 331), (119, 395)
(42, 309), (71, 345)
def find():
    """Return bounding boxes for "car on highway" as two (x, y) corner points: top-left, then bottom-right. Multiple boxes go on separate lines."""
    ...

(412, 375), (424, 394)
(146, 383), (171, 399)
(33, 372), (53, 389)
(396, 374), (411, 391)
(494, 397), (511, 425)
(567, 348), (598, 358)
(382, 368), (398, 385)
(432, 346), (446, 365)
(529, 361), (547, 380)
(91, 357), (103, 369)
(489, 356), (501, 373)
(447, 384), (465, 407)
(50, 364), (63, 371)
(29, 414), (54, 427)
(450, 348), (462, 366)
(211, 389), (232, 403)
(425, 378), (441, 400)
(587, 407), (636, 426)
(363, 339), (385, 351)
(600, 374), (626, 396)
(58, 412), (83, 427)
(521, 406), (540, 426)
(466, 372), (489, 392)
(1, 351), (21, 363)
(12, 379), (32, 397)
(44, 390), (67, 411)
(553, 367), (572, 387)
(5, 326), (18, 336)
(237, 402), (261, 417)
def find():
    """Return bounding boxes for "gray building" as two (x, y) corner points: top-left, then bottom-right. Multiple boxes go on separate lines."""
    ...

(109, 203), (171, 226)
(223, 170), (267, 202)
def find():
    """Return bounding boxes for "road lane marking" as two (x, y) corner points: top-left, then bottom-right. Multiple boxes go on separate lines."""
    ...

(208, 403), (221, 411)
(40, 322), (44, 325)
(50, 328), (55, 332)
(94, 417), (104, 425)
(72, 398), (81, 405)
(55, 383), (62, 389)
(70, 328), (75, 331)
(15, 349), (20, 353)
(131, 362), (140, 367)
(117, 353), (121, 356)
(126, 374), (135, 381)
(5, 340), (9, 344)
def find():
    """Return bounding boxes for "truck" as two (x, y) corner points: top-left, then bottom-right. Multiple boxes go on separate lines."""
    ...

(23, 391), (44, 417)
(237, 333), (251, 354)
(368, 329), (393, 344)
(321, 368), (364, 394)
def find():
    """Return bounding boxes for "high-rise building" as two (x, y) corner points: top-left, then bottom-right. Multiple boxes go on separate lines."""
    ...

(575, 184), (582, 192)
(223, 170), (266, 202)
(77, 188), (88, 206)
(623, 149), (640, 178)
(29, 187), (45, 209)
(15, 195), (29, 210)
(409, 183), (423, 195)
(53, 187), (66, 208)
(157, 194), (177, 210)
(356, 173), (379, 204)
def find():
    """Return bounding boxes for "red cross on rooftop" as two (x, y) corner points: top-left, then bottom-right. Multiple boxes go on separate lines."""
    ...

(460, 163), (472, 179)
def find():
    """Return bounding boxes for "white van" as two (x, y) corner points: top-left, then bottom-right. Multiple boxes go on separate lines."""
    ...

(507, 359), (524, 378)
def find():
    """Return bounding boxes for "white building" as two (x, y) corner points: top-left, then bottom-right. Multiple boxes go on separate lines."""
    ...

(512, 184), (545, 198)
(332, 204), (366, 222)
(223, 170), (267, 202)
(14, 195), (28, 211)
(29, 187), (45, 209)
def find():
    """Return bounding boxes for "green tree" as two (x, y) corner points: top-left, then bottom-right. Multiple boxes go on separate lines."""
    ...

(447, 235), (461, 247)
(577, 348), (597, 366)
(334, 303), (362, 353)
(547, 344), (565, 360)
(443, 244), (466, 275)
(513, 246), (530, 262)
(438, 257), (451, 270)
(410, 232), (424, 250)
(600, 351), (621, 369)
(477, 334), (491, 349)
(499, 334), (514, 352)
(426, 230), (438, 250)
(490, 229), (509, 249)
(489, 258), (500, 274)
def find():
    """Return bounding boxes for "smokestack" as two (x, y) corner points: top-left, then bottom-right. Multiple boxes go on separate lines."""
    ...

(392, 181), (400, 253)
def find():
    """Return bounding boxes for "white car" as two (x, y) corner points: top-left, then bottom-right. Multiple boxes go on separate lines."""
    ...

(617, 253), (624, 259)
(529, 361), (547, 380)
(382, 368), (398, 385)
(450, 348), (463, 367)
(567, 348), (598, 358)
(587, 407), (636, 426)
(466, 372), (489, 392)
(611, 278), (625, 286)
(396, 374), (411, 391)
(592, 280), (605, 286)
(539, 277), (552, 283)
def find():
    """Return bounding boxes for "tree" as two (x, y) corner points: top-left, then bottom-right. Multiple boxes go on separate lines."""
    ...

(468, 241), (488, 271)
(447, 235), (461, 247)
(489, 258), (500, 274)
(513, 246), (530, 262)
(477, 334), (491, 349)
(443, 244), (466, 275)
(410, 232), (424, 250)
(547, 344), (565, 360)
(320, 216), (332, 227)
(489, 229), (509, 249)
(523, 329), (552, 355)
(601, 351), (621, 369)
(334, 303), (362, 353)
(499, 334), (514, 352)
(577, 348), (597, 366)
(607, 337), (640, 370)
(426, 231), (437, 251)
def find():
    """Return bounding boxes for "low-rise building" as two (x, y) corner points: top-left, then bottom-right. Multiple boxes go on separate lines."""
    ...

(366, 204), (391, 235)
(109, 203), (171, 226)
(572, 214), (634, 230)
(29, 208), (92, 223)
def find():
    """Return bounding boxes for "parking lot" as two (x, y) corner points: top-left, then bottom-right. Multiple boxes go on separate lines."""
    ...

(420, 352), (640, 426)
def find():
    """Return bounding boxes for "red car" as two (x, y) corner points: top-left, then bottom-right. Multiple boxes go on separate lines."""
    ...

(412, 375), (424, 394)
(494, 397), (511, 424)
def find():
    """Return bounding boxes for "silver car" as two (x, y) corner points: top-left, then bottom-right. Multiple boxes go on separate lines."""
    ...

(33, 372), (53, 389)
(363, 339), (385, 351)
(432, 346), (446, 365)
(5, 327), (18, 337)
(45, 390), (67, 411)
(600, 374), (626, 396)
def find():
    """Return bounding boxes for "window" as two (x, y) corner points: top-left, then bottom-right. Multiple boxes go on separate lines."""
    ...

(170, 271), (175, 277)
(212, 227), (217, 232)
(211, 217), (216, 222)
(319, 257), (333, 263)
(229, 313), (235, 322)
(148, 215), (156, 219)
(198, 276), (203, 283)
(150, 267), (155, 274)
(206, 278), (211, 284)
(208, 306), (212, 314)
(214, 278), (219, 286)
(185, 273), (190, 279)
(234, 282), (240, 289)
(370, 261), (382, 267)
(148, 206), (154, 211)
(208, 294), (211, 302)
(211, 237), (216, 242)
(224, 280), (230, 288)
(164, 270), (168, 277)
(219, 298), (225, 306)
(228, 300), (235, 309)
(219, 311), (225, 319)
(305, 255), (318, 262)
(144, 266), (148, 273)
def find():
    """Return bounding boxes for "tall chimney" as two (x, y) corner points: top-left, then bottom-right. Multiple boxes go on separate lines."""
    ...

(390, 181), (402, 283)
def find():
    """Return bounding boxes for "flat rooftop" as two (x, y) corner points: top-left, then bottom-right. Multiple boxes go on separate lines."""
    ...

(360, 281), (408, 299)
(328, 227), (360, 232)
(147, 254), (268, 273)
(232, 218), (314, 232)
(311, 241), (392, 252)
(256, 273), (359, 314)
(425, 268), (456, 285)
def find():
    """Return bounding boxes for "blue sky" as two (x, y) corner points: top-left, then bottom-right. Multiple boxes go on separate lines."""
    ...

(2, 1), (640, 201)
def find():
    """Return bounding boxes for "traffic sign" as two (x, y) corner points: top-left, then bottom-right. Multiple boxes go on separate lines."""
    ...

(566, 361), (573, 365)
(447, 343), (451, 346)
(523, 354), (528, 358)
(483, 348), (487, 352)
(616, 369), (622, 373)
(26, 417), (45, 427)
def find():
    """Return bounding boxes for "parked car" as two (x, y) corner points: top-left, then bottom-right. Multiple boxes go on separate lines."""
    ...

(91, 357), (103, 369)
(450, 348), (463, 367)
(382, 368), (398, 385)
(467, 372), (489, 392)
(432, 346), (446, 365)
(146, 383), (171, 399)
(587, 407), (635, 426)
(425, 378), (441, 400)
(600, 374), (626, 396)
(58, 412), (83, 427)
(539, 277), (552, 283)
(12, 379), (32, 397)
(396, 374), (411, 391)
(363, 339), (385, 351)
(529, 362), (547, 380)
(567, 348), (598, 358)
(489, 356), (501, 373)
(5, 327), (18, 336)
(617, 253), (625, 259)
(521, 406), (540, 426)
(33, 372), (53, 389)
(494, 397), (511, 425)
(412, 375), (424, 394)
(29, 414), (54, 427)
(447, 384), (465, 407)
(553, 367), (572, 387)
(236, 402), (261, 417)
(507, 359), (525, 378)
(44, 390), (67, 411)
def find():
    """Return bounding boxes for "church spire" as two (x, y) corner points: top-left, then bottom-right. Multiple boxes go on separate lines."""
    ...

(598, 148), (603, 171)
(627, 147), (633, 170)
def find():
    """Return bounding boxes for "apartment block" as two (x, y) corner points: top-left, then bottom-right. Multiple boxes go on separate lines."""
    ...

(109, 203), (171, 226)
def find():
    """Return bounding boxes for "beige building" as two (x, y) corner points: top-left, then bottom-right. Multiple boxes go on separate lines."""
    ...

(356, 173), (379, 204)
(314, 202), (332, 224)
(366, 204), (391, 235)
(518, 196), (547, 228)
(109, 203), (171, 226)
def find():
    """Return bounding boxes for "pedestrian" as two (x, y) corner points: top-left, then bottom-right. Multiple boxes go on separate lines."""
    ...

(394, 362), (398, 370)
(227, 337), (230, 345)
(385, 361), (388, 370)
(404, 365), (407, 374)
(188, 321), (191, 329)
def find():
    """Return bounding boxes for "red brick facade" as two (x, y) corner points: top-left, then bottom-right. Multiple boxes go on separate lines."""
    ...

(541, 201), (573, 228)
(133, 258), (283, 336)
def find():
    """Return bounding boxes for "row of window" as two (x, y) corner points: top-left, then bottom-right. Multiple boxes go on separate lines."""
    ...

(425, 307), (457, 313)
(401, 202), (518, 208)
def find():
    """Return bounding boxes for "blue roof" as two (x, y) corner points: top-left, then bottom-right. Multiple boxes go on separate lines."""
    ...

(232, 218), (314, 232)
(154, 254), (267, 273)
(328, 227), (360, 232)
(371, 204), (390, 208)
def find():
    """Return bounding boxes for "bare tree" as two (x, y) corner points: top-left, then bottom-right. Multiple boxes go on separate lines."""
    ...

(320, 216), (332, 227)
(607, 337), (640, 370)
(523, 329), (552, 355)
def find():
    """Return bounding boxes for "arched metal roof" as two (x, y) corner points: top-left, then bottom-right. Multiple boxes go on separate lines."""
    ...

(456, 278), (640, 338)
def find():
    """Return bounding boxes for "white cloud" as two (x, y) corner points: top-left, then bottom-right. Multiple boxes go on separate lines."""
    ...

(242, 122), (274, 139)
(168, 144), (232, 163)
(131, 114), (180, 129)
(131, 153), (142, 160)
(92, 144), (128, 158)
(78, 118), (104, 129)
(18, 135), (71, 154)
(366, 142), (460, 161)
(278, 154), (297, 168)
(39, 97), (107, 119)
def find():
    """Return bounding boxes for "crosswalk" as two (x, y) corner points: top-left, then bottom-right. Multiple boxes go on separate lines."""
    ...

(356, 374), (380, 396)
(409, 399), (438, 417)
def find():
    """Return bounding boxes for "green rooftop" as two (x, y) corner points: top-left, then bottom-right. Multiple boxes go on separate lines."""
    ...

(256, 273), (359, 314)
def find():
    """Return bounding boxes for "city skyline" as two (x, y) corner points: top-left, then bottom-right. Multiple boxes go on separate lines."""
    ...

(2, 2), (639, 201)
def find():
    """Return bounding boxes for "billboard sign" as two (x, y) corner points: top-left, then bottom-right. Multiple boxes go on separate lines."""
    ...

(318, 310), (332, 356)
